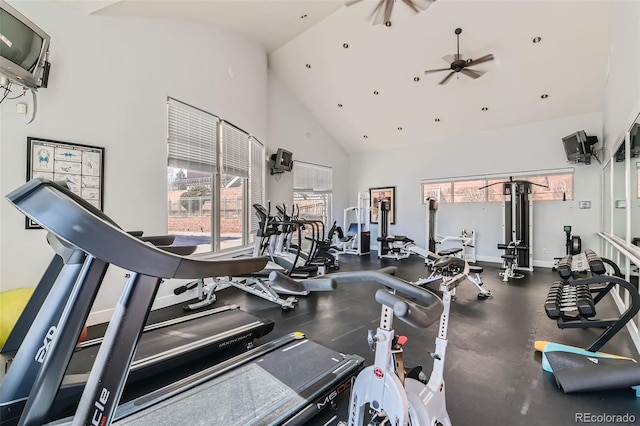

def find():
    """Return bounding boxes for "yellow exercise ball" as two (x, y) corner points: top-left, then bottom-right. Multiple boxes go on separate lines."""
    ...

(0, 287), (34, 349)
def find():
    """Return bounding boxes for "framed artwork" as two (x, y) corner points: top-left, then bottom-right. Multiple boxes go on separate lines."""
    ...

(26, 137), (104, 229)
(370, 186), (396, 224)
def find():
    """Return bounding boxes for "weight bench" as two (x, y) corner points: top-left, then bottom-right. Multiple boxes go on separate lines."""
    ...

(497, 241), (526, 282)
(410, 246), (492, 300)
(544, 250), (640, 352)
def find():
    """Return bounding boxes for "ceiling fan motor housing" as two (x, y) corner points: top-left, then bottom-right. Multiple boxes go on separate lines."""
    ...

(451, 60), (466, 72)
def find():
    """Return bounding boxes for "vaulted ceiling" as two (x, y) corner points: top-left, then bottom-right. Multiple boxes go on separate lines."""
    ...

(78, 0), (611, 153)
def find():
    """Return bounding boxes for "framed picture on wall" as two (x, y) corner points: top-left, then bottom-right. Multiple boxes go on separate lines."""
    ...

(26, 137), (105, 229)
(370, 186), (396, 224)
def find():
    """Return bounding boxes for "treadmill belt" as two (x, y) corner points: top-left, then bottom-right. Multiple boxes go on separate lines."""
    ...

(120, 363), (302, 425)
(116, 339), (362, 426)
(67, 308), (270, 375)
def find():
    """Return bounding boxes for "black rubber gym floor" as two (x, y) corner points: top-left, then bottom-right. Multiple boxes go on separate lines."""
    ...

(90, 254), (640, 425)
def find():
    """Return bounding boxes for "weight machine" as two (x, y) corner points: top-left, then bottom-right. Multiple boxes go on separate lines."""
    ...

(377, 200), (413, 260)
(481, 177), (547, 279)
(339, 191), (371, 256)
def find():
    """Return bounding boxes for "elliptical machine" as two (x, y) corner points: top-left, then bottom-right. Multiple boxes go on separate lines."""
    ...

(339, 257), (468, 426)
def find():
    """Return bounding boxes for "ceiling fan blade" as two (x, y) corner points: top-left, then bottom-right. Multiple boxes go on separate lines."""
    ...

(413, 0), (435, 11)
(439, 72), (456, 85)
(424, 67), (451, 75)
(401, 0), (421, 14)
(370, 0), (386, 25)
(345, 0), (365, 6)
(383, 0), (393, 25)
(466, 54), (494, 67)
(460, 68), (486, 79)
(442, 54), (456, 64)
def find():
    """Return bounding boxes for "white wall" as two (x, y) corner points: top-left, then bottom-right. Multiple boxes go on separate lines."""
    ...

(601, 0), (640, 242)
(0, 1), (269, 322)
(602, 0), (640, 158)
(266, 73), (350, 224)
(349, 112), (603, 267)
(0, 1), (352, 325)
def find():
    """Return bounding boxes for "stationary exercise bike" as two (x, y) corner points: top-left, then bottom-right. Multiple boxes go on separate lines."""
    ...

(339, 257), (468, 426)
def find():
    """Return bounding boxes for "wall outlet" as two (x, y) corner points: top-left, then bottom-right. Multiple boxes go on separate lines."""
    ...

(16, 102), (27, 117)
(543, 248), (547, 254)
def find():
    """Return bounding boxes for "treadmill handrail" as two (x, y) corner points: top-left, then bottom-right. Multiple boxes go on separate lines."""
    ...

(6, 178), (267, 279)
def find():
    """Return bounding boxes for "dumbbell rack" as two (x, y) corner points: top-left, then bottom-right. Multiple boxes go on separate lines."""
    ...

(544, 249), (640, 352)
(545, 281), (596, 320)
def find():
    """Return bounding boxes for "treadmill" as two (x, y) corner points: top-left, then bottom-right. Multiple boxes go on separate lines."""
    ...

(0, 180), (275, 426)
(6, 178), (361, 426)
(45, 304), (275, 423)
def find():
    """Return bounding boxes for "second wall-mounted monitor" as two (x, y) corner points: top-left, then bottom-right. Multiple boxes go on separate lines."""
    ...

(270, 148), (293, 175)
(562, 130), (598, 164)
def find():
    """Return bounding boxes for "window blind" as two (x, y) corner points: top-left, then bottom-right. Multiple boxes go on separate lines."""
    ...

(293, 161), (332, 192)
(167, 98), (218, 173)
(220, 121), (250, 178)
(250, 137), (265, 232)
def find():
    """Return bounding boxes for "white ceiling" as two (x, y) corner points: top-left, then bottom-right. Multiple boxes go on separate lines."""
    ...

(83, 0), (611, 153)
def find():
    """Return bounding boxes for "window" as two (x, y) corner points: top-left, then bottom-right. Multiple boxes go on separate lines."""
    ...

(219, 121), (250, 251)
(167, 98), (217, 252)
(422, 182), (451, 203)
(293, 161), (333, 243)
(421, 170), (574, 204)
(453, 179), (486, 203)
(166, 98), (264, 253)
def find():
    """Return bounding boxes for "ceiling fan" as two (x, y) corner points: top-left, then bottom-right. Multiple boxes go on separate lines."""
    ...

(424, 27), (495, 84)
(346, 0), (434, 27)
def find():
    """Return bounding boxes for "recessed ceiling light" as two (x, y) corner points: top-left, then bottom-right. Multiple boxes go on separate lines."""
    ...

(413, 76), (420, 82)
(481, 107), (488, 111)
(363, 135), (368, 139)
(343, 43), (349, 49)
(397, 127), (403, 131)
(385, 21), (392, 27)
(337, 103), (343, 107)
(435, 118), (440, 122)
(532, 36), (542, 43)
(373, 91), (379, 95)
(300, 14), (307, 19)
(541, 93), (549, 99)
(305, 64), (311, 69)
